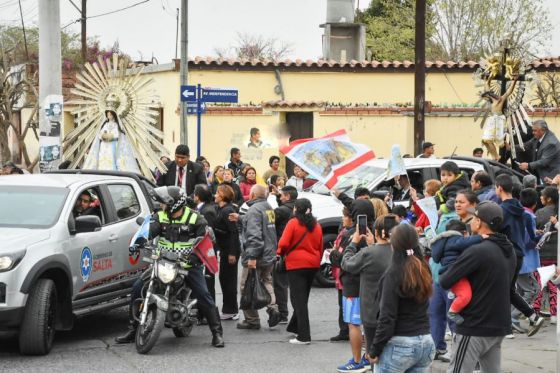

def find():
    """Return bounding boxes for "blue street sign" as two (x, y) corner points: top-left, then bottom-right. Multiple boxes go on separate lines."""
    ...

(180, 85), (197, 102)
(201, 88), (238, 103)
(187, 102), (206, 115)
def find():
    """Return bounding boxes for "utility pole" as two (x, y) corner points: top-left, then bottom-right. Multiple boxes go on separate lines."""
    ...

(81, 0), (87, 62)
(175, 8), (179, 60)
(179, 0), (188, 145)
(38, 0), (62, 171)
(414, 0), (426, 157)
(17, 0), (29, 61)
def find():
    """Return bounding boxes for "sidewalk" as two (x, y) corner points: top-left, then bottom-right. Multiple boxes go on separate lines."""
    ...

(430, 320), (556, 373)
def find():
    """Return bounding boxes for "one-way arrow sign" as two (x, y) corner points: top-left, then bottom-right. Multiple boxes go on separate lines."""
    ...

(180, 85), (197, 102)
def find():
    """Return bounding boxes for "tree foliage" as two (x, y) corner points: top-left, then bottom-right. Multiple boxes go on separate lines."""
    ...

(0, 25), (123, 69)
(430, 0), (552, 61)
(0, 54), (36, 166)
(214, 33), (293, 60)
(356, 0), (436, 61)
(358, 0), (552, 62)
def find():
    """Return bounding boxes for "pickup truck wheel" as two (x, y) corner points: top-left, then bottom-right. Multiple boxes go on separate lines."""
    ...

(19, 279), (57, 355)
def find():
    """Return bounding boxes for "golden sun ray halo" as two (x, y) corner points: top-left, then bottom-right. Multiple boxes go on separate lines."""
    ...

(64, 54), (167, 179)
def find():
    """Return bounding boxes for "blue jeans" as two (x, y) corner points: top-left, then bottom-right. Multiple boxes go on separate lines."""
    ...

(374, 334), (435, 373)
(429, 282), (455, 351)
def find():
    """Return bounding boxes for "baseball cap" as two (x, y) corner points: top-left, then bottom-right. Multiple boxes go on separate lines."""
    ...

(467, 201), (503, 231)
(422, 142), (435, 150)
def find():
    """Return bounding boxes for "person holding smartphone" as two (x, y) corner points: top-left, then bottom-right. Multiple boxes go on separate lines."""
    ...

(330, 199), (375, 371)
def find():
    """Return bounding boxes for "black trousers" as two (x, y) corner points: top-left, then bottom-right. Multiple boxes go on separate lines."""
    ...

(511, 255), (534, 317)
(205, 270), (215, 301)
(286, 268), (318, 342)
(219, 251), (239, 314)
(273, 269), (289, 318)
(338, 289), (349, 337)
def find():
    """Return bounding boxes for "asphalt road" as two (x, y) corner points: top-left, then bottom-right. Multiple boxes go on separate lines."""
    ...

(0, 287), (352, 373)
(1, 285), (556, 373)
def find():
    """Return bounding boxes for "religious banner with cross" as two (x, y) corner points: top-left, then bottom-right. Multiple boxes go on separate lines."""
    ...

(473, 41), (538, 161)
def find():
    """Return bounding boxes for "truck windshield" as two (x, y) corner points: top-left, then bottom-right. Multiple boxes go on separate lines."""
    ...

(0, 186), (68, 228)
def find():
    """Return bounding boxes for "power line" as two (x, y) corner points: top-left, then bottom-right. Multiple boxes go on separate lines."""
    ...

(87, 0), (150, 19)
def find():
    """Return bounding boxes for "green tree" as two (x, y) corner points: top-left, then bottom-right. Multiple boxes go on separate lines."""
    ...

(357, 0), (436, 61)
(0, 25), (122, 69)
(431, 0), (552, 61)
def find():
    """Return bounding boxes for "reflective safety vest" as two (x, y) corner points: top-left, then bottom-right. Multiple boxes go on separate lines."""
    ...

(156, 209), (198, 253)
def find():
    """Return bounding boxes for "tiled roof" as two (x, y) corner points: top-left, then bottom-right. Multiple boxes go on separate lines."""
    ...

(183, 56), (560, 71)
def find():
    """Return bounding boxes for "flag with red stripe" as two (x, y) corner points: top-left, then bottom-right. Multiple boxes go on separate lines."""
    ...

(280, 130), (375, 189)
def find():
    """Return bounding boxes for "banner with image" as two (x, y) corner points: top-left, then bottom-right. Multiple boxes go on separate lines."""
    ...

(280, 129), (375, 189)
(39, 94), (63, 172)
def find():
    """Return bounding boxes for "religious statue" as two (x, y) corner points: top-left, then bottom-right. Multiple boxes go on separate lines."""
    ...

(82, 104), (140, 172)
(480, 76), (518, 160)
(473, 44), (537, 161)
(63, 54), (166, 180)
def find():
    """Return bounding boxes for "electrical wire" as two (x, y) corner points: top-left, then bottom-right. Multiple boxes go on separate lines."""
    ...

(87, 0), (150, 19)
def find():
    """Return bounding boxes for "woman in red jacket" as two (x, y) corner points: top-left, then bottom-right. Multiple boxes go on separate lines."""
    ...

(277, 198), (323, 345)
(239, 167), (258, 201)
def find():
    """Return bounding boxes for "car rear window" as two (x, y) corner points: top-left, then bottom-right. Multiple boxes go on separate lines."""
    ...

(0, 186), (68, 228)
(107, 184), (141, 220)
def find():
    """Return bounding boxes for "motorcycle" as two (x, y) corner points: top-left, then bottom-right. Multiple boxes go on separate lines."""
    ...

(134, 244), (199, 354)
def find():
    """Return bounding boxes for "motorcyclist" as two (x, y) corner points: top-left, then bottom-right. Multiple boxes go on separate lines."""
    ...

(115, 186), (225, 348)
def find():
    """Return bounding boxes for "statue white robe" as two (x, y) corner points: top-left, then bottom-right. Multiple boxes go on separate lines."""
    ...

(83, 119), (140, 173)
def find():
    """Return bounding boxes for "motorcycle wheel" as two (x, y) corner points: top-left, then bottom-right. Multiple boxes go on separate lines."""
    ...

(172, 323), (193, 338)
(135, 304), (166, 354)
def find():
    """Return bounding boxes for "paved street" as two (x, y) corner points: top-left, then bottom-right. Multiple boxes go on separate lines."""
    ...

(0, 286), (556, 373)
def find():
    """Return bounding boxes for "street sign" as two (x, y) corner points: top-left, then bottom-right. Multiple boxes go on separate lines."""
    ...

(187, 102), (206, 115)
(180, 85), (197, 102)
(201, 88), (238, 103)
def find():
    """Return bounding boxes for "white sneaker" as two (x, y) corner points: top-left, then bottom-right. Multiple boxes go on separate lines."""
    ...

(505, 334), (515, 339)
(551, 316), (557, 324)
(220, 313), (239, 320)
(289, 338), (310, 345)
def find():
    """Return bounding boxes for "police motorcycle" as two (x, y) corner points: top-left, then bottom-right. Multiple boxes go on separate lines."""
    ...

(132, 187), (204, 354)
(133, 240), (200, 354)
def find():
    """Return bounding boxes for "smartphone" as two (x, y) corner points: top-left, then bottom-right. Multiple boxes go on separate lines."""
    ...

(357, 214), (367, 235)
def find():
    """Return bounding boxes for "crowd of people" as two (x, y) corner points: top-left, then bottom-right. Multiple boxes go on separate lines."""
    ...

(3, 120), (560, 372)
(140, 139), (559, 372)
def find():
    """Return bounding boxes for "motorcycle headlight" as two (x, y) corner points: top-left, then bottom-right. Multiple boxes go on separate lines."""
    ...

(157, 262), (178, 284)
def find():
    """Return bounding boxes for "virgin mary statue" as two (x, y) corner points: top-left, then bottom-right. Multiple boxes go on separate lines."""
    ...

(83, 109), (140, 173)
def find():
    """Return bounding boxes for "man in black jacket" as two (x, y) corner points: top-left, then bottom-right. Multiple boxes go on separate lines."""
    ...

(272, 186), (298, 323)
(440, 201), (516, 373)
(157, 145), (207, 196)
(517, 120), (560, 182)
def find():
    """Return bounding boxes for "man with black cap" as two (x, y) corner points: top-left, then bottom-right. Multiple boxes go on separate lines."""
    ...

(157, 144), (207, 196)
(440, 201), (516, 373)
(417, 142), (435, 158)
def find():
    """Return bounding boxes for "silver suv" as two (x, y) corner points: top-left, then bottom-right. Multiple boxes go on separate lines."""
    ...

(0, 171), (155, 355)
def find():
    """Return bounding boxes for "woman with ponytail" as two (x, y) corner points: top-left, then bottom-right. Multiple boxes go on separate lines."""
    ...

(369, 224), (435, 372)
(277, 198), (323, 345)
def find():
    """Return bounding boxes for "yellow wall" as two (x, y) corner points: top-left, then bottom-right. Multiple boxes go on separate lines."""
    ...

(23, 64), (557, 173)
(315, 113), (413, 157)
(186, 70), (482, 105)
